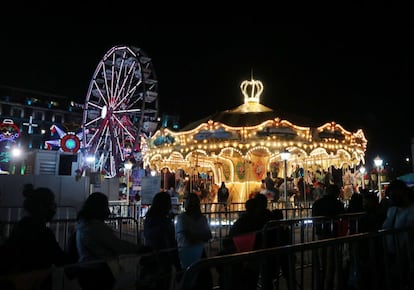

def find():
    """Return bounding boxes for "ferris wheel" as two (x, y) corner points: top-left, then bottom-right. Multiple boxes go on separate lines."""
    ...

(82, 45), (159, 178)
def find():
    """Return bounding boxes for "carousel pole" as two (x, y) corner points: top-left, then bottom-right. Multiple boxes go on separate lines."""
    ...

(303, 160), (307, 206)
(359, 166), (366, 190)
(245, 159), (248, 206)
(281, 149), (291, 209)
(374, 156), (383, 202)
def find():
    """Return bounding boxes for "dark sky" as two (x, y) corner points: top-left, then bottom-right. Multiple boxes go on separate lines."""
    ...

(1, 23), (413, 174)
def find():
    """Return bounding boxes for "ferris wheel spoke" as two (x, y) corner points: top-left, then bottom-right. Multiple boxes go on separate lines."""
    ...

(115, 134), (125, 162)
(113, 108), (142, 114)
(114, 52), (127, 93)
(93, 129), (108, 154)
(116, 59), (136, 96)
(87, 118), (109, 151)
(87, 101), (104, 110)
(101, 62), (114, 100)
(112, 115), (136, 140)
(108, 126), (121, 176)
(84, 115), (102, 129)
(91, 81), (109, 107)
(113, 68), (133, 108)
(128, 92), (144, 108)
(125, 67), (140, 92)
(116, 79), (141, 110)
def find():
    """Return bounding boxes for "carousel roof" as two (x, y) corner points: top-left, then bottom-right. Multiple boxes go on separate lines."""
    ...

(181, 101), (321, 131)
(181, 79), (317, 131)
(181, 102), (276, 130)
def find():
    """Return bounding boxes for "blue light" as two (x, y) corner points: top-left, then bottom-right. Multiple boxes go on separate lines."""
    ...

(65, 139), (76, 150)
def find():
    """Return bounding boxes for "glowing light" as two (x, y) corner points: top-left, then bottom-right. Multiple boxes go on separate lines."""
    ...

(101, 105), (108, 119)
(241, 78), (263, 104)
(11, 147), (22, 157)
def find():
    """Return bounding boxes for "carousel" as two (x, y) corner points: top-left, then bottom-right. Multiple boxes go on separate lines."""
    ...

(144, 78), (367, 204)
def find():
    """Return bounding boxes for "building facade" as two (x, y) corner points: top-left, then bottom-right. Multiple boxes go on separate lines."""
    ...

(0, 85), (83, 174)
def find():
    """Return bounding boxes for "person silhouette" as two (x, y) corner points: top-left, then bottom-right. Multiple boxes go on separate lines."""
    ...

(75, 192), (139, 290)
(175, 193), (212, 290)
(0, 184), (71, 290)
(217, 182), (229, 212)
(142, 191), (181, 290)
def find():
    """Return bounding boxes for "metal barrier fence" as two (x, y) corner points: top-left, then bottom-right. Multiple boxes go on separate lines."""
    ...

(107, 200), (314, 220)
(0, 206), (78, 245)
(4, 216), (411, 290)
(0, 205), (78, 221)
(0, 202), (348, 257)
(106, 200), (314, 252)
(178, 225), (414, 290)
(0, 216), (141, 251)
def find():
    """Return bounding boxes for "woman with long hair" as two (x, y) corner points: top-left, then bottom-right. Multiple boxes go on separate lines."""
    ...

(142, 191), (181, 290)
(75, 192), (138, 290)
(175, 192), (212, 290)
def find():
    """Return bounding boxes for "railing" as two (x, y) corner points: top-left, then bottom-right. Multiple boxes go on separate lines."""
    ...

(0, 202), (361, 256)
(0, 205), (78, 221)
(0, 206), (78, 245)
(3, 222), (411, 290)
(178, 226), (414, 290)
(108, 200), (315, 221)
(0, 217), (141, 251)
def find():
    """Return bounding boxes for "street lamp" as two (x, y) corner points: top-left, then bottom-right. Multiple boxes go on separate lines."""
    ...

(359, 166), (366, 190)
(86, 155), (96, 194)
(280, 149), (291, 207)
(10, 147), (23, 175)
(374, 156), (383, 201)
(124, 162), (133, 206)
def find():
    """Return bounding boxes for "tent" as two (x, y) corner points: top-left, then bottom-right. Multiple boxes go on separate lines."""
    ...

(397, 173), (414, 187)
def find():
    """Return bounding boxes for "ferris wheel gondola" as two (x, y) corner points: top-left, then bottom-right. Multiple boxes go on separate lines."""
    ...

(82, 45), (159, 178)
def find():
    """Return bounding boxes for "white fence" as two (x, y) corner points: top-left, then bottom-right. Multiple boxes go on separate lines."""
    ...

(0, 175), (121, 211)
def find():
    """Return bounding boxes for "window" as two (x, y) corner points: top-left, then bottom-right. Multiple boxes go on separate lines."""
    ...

(11, 107), (23, 118)
(53, 114), (64, 123)
(33, 111), (44, 121)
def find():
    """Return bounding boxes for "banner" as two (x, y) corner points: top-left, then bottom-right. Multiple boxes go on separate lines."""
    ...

(140, 176), (161, 204)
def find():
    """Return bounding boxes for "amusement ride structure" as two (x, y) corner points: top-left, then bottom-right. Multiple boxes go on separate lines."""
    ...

(80, 45), (159, 178)
(146, 78), (368, 202)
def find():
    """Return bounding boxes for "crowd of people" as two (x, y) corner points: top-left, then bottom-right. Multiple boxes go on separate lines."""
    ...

(310, 180), (414, 290)
(1, 177), (414, 290)
(0, 184), (217, 290)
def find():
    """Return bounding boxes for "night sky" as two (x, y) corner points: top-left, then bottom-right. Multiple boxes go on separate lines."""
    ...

(1, 23), (413, 175)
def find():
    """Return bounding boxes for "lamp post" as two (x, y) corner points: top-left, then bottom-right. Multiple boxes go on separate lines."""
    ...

(359, 166), (366, 190)
(10, 147), (23, 175)
(86, 155), (95, 194)
(374, 156), (383, 201)
(280, 149), (291, 208)
(124, 162), (133, 206)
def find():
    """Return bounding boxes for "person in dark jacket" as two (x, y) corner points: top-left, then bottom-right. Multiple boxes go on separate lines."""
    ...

(0, 184), (71, 290)
(312, 184), (345, 290)
(312, 184), (345, 238)
(220, 193), (289, 290)
(217, 182), (229, 211)
(143, 191), (181, 290)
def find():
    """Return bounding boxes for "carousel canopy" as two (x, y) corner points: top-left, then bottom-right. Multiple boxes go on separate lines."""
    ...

(145, 78), (367, 184)
(182, 102), (278, 129)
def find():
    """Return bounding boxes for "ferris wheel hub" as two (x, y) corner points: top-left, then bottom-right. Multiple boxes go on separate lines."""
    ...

(101, 105), (108, 119)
